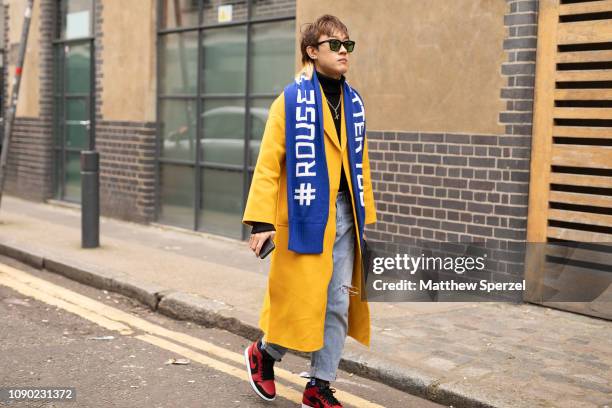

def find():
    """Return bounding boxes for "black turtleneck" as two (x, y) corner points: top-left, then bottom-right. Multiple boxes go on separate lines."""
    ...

(250, 70), (350, 234)
(316, 70), (350, 194)
(316, 71), (344, 144)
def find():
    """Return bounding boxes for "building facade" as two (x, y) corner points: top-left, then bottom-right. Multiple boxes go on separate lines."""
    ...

(2, 0), (611, 318)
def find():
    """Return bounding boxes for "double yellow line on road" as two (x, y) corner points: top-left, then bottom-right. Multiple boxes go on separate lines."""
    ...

(0, 263), (384, 408)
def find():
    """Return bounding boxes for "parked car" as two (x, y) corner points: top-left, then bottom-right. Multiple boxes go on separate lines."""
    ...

(163, 105), (268, 166)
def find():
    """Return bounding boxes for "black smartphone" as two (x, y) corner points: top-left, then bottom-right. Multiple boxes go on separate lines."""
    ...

(258, 237), (275, 259)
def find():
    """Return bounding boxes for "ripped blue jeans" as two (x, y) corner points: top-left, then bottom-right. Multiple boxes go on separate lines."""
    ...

(261, 189), (356, 382)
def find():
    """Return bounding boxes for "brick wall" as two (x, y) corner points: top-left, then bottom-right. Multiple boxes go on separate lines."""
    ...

(500, 0), (538, 156)
(5, 117), (51, 200)
(5, 0), (54, 201)
(364, 0), (538, 280)
(93, 0), (156, 223)
(97, 121), (156, 223)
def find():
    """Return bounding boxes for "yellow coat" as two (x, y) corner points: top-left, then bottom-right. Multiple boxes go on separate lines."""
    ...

(242, 83), (377, 352)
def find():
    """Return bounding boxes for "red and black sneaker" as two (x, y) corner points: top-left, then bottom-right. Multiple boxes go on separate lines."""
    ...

(302, 378), (343, 408)
(244, 340), (276, 401)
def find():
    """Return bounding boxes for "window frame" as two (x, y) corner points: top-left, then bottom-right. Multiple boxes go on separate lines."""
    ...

(155, 0), (295, 239)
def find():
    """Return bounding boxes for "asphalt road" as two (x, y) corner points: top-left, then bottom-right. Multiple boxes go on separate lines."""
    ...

(0, 255), (446, 408)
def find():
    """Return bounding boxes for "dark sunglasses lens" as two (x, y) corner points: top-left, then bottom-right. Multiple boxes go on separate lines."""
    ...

(328, 39), (342, 51)
(344, 41), (355, 52)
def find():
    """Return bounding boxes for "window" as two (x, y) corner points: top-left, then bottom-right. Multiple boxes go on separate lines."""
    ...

(157, 0), (295, 239)
(53, 0), (94, 203)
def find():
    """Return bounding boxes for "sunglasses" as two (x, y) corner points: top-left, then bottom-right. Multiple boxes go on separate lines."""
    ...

(317, 39), (355, 53)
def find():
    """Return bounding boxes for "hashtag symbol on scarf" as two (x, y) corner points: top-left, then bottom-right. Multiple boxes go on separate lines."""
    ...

(294, 183), (317, 206)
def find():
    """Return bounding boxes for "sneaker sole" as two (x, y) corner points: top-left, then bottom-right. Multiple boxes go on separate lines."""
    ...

(243, 346), (276, 401)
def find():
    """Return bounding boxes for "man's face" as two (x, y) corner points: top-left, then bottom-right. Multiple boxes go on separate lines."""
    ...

(308, 30), (350, 78)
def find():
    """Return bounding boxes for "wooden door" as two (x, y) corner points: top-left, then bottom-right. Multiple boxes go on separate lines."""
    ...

(525, 0), (612, 319)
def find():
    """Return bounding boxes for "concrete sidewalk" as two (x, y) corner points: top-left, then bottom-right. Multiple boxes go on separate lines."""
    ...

(0, 196), (610, 408)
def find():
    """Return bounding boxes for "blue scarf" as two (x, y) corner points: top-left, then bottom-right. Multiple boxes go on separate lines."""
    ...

(284, 70), (366, 254)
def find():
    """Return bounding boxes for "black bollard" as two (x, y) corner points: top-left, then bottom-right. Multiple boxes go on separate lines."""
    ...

(81, 150), (99, 248)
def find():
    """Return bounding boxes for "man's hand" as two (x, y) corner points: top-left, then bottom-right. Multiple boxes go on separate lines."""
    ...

(249, 231), (275, 257)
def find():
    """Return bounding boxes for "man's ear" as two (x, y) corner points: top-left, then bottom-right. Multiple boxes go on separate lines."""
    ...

(306, 45), (318, 60)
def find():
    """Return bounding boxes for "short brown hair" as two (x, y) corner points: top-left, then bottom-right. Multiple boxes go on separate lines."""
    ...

(300, 15), (349, 66)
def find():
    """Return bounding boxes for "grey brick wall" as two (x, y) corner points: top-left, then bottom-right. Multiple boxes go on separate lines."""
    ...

(364, 0), (538, 280)
(501, 0), (538, 140)
(5, 0), (55, 201)
(5, 117), (51, 200)
(97, 121), (156, 223)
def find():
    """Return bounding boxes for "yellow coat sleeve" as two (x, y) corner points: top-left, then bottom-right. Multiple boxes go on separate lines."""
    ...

(242, 94), (286, 227)
(363, 137), (377, 225)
